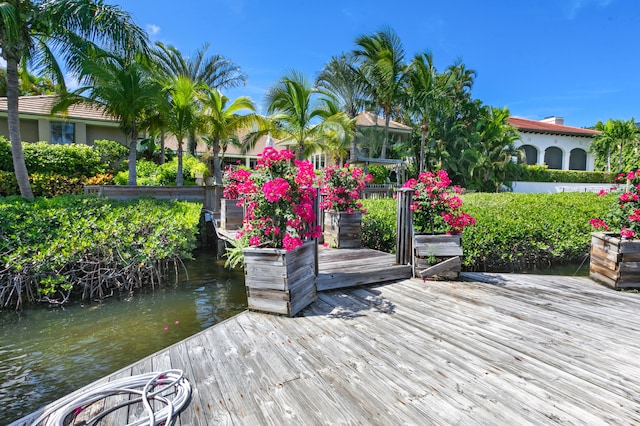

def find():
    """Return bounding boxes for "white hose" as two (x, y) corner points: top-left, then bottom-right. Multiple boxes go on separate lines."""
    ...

(30, 369), (191, 426)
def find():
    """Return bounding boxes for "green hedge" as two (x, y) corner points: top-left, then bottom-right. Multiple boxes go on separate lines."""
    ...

(0, 171), (87, 197)
(0, 138), (106, 176)
(113, 156), (208, 186)
(0, 196), (202, 309)
(515, 164), (616, 183)
(361, 192), (613, 271)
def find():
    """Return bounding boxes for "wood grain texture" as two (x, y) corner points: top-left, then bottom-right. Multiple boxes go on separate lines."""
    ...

(16, 271), (640, 425)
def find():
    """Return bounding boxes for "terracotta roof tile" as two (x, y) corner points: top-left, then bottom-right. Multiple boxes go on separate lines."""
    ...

(0, 95), (117, 122)
(508, 116), (600, 137)
(356, 111), (413, 132)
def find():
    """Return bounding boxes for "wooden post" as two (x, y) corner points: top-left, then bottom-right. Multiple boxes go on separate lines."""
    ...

(312, 186), (320, 275)
(396, 188), (413, 265)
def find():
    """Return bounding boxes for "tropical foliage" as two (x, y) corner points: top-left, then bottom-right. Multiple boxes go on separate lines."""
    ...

(0, 196), (201, 310)
(320, 165), (373, 213)
(229, 147), (321, 250)
(590, 118), (639, 173)
(402, 170), (475, 234)
(0, 0), (148, 198)
(590, 170), (640, 239)
(361, 192), (612, 272)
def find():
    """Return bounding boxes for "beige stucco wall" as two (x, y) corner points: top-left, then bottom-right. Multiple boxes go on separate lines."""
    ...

(85, 124), (127, 146)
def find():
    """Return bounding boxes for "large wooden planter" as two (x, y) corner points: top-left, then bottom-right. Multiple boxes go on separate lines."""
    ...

(413, 233), (463, 280)
(590, 232), (640, 289)
(220, 198), (243, 230)
(243, 240), (318, 316)
(323, 211), (362, 248)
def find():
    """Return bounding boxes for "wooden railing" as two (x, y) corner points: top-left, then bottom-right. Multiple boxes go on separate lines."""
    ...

(395, 188), (413, 265)
(362, 184), (398, 199)
(83, 185), (223, 211)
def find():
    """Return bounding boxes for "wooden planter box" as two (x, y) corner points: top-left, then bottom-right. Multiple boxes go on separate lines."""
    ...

(413, 234), (463, 280)
(220, 198), (243, 230)
(323, 211), (362, 248)
(243, 240), (318, 316)
(590, 232), (640, 289)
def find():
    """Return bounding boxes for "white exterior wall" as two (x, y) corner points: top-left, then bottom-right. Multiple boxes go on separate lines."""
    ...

(515, 131), (595, 171)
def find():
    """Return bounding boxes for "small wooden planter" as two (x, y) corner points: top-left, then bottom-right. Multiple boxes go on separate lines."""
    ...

(590, 232), (640, 289)
(243, 240), (318, 316)
(220, 198), (243, 230)
(413, 234), (463, 280)
(323, 211), (362, 248)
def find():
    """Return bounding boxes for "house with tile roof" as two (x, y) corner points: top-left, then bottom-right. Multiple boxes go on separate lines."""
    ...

(0, 95), (127, 145)
(508, 116), (600, 171)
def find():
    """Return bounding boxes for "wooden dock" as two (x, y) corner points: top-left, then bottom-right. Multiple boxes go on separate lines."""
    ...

(14, 271), (640, 425)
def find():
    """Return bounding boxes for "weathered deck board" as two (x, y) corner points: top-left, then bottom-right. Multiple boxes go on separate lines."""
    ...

(316, 247), (412, 290)
(13, 272), (640, 425)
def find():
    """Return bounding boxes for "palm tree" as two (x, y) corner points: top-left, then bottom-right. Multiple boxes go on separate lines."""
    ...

(152, 42), (247, 155)
(55, 50), (162, 185)
(316, 53), (368, 161)
(406, 51), (439, 174)
(200, 88), (265, 184)
(265, 70), (337, 160)
(163, 75), (205, 186)
(353, 26), (407, 159)
(592, 118), (639, 173)
(0, 0), (148, 199)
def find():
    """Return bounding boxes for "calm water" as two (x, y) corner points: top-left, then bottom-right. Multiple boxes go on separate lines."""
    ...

(0, 250), (246, 425)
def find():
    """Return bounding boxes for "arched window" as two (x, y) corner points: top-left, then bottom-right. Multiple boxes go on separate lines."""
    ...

(544, 147), (563, 169)
(569, 148), (587, 170)
(520, 145), (538, 165)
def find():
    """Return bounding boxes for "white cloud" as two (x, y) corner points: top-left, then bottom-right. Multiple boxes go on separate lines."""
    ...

(146, 24), (161, 36)
(65, 71), (80, 91)
(567, 0), (614, 19)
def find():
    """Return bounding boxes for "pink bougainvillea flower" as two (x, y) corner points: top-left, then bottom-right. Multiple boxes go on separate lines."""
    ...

(621, 228), (635, 239)
(589, 218), (610, 230)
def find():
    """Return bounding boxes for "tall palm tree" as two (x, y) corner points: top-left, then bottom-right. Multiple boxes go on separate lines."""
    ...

(265, 70), (337, 160)
(316, 53), (368, 161)
(406, 51), (439, 174)
(164, 75), (205, 186)
(353, 26), (407, 159)
(593, 118), (639, 173)
(152, 42), (247, 155)
(55, 50), (162, 185)
(0, 0), (148, 199)
(200, 88), (265, 184)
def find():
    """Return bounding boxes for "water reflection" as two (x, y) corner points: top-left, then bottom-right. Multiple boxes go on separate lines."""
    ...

(0, 250), (246, 425)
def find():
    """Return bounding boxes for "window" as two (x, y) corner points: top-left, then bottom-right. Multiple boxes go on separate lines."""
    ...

(50, 122), (75, 144)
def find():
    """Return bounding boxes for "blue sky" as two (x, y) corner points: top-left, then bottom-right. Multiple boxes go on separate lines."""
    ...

(115, 0), (637, 128)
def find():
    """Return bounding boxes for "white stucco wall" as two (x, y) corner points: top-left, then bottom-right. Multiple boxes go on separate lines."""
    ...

(516, 131), (595, 171)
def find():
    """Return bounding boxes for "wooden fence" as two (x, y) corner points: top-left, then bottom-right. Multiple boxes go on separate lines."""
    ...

(83, 185), (222, 211)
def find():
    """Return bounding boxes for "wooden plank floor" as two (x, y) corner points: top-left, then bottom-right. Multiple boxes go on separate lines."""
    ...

(317, 246), (412, 290)
(14, 272), (640, 425)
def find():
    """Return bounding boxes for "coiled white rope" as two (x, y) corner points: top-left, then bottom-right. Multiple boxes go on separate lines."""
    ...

(30, 369), (191, 426)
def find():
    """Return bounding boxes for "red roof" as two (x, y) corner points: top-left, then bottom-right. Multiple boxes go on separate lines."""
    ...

(508, 117), (600, 137)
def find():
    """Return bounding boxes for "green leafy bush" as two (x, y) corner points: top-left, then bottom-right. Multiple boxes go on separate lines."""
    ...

(515, 164), (615, 183)
(0, 196), (202, 309)
(114, 156), (206, 186)
(361, 192), (612, 271)
(367, 164), (389, 184)
(92, 139), (128, 171)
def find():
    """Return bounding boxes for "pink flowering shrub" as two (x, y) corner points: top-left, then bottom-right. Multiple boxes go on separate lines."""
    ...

(320, 165), (373, 213)
(232, 147), (321, 251)
(590, 169), (640, 239)
(402, 170), (475, 234)
(222, 165), (253, 200)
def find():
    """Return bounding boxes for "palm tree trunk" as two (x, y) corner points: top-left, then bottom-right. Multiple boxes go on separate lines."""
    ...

(419, 126), (427, 174)
(127, 127), (138, 185)
(212, 136), (223, 185)
(188, 131), (197, 156)
(6, 56), (34, 199)
(159, 131), (166, 164)
(382, 115), (391, 159)
(177, 138), (184, 186)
